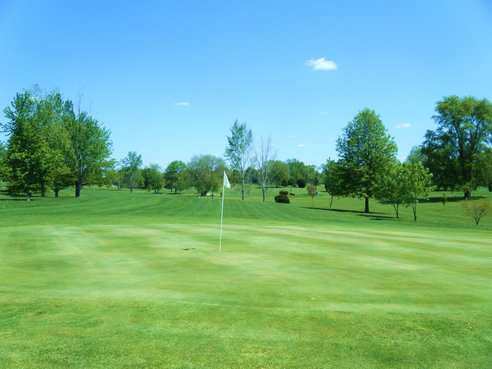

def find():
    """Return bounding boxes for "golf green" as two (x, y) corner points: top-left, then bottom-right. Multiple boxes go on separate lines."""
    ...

(0, 188), (491, 368)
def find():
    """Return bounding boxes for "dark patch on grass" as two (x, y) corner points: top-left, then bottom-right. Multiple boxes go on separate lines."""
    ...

(303, 206), (385, 215)
(427, 195), (485, 203)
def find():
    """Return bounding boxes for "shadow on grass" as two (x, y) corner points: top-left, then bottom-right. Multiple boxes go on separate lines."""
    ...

(0, 190), (33, 201)
(427, 195), (486, 203)
(357, 213), (396, 221)
(303, 206), (385, 215)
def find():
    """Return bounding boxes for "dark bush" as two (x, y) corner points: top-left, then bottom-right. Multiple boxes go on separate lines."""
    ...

(275, 191), (290, 204)
(296, 179), (306, 188)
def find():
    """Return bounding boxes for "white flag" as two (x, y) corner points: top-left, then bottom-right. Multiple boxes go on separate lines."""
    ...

(223, 171), (231, 189)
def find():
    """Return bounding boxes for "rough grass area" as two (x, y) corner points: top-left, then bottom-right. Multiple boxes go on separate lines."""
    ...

(0, 186), (491, 368)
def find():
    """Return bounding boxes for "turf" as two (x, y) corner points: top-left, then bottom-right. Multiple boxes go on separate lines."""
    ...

(0, 186), (491, 368)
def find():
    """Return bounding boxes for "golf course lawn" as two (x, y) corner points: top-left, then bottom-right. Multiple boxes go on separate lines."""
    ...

(0, 187), (491, 368)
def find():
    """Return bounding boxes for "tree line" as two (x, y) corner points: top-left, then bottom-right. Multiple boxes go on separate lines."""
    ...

(0, 87), (112, 200)
(1, 87), (491, 215)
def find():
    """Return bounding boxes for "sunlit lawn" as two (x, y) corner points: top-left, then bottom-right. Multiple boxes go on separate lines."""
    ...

(0, 186), (491, 368)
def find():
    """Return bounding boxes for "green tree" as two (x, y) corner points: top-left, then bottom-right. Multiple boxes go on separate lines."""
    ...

(405, 162), (435, 221)
(376, 161), (434, 221)
(374, 161), (408, 219)
(304, 164), (321, 186)
(0, 141), (7, 182)
(187, 154), (226, 197)
(406, 146), (426, 164)
(120, 151), (143, 193)
(422, 96), (492, 199)
(142, 164), (163, 194)
(36, 91), (73, 197)
(1, 91), (51, 200)
(322, 159), (345, 208)
(164, 160), (187, 193)
(286, 159), (306, 187)
(462, 199), (491, 225)
(306, 183), (317, 207)
(336, 109), (397, 213)
(269, 160), (290, 187)
(473, 148), (492, 191)
(244, 166), (259, 185)
(102, 168), (122, 189)
(225, 120), (253, 200)
(64, 109), (113, 197)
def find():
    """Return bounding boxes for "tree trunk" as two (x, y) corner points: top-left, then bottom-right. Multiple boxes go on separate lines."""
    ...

(26, 191), (31, 201)
(412, 202), (417, 221)
(329, 195), (334, 208)
(464, 189), (471, 200)
(75, 181), (82, 198)
(393, 204), (399, 219)
(262, 186), (266, 203)
(364, 197), (369, 213)
(54, 188), (59, 198)
(40, 183), (46, 197)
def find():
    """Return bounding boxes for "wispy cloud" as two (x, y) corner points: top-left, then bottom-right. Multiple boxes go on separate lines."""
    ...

(318, 111), (329, 116)
(297, 143), (305, 148)
(175, 102), (190, 107)
(395, 122), (411, 129)
(305, 57), (337, 71)
(288, 134), (296, 139)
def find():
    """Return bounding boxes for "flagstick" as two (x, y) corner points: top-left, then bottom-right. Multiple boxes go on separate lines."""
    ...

(219, 181), (225, 254)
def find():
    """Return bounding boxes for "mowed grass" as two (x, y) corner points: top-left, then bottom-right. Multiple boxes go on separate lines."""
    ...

(0, 186), (491, 368)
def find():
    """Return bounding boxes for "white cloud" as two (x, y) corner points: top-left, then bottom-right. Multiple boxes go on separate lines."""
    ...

(175, 102), (190, 107)
(288, 134), (296, 139)
(395, 123), (411, 129)
(305, 58), (337, 71)
(297, 144), (305, 148)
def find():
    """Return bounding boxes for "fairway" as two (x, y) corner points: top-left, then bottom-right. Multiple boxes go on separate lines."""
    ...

(1, 188), (491, 368)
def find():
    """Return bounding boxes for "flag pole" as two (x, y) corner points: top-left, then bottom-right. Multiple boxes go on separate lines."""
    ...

(219, 175), (226, 254)
(219, 183), (225, 254)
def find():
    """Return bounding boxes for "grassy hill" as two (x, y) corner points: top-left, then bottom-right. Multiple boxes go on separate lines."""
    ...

(0, 186), (491, 368)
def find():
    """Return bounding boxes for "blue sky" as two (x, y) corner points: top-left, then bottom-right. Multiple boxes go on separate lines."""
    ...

(1, 0), (491, 168)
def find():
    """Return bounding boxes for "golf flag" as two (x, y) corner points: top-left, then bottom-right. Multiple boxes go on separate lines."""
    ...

(219, 171), (230, 254)
(223, 171), (231, 189)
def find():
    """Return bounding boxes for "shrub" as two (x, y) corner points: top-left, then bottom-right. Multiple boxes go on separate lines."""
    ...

(296, 179), (306, 188)
(275, 191), (290, 204)
(462, 199), (491, 225)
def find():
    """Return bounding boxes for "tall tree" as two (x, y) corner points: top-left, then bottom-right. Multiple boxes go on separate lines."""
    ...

(422, 96), (492, 199)
(120, 151), (143, 193)
(269, 160), (290, 187)
(64, 108), (113, 197)
(36, 91), (73, 197)
(374, 161), (406, 218)
(375, 161), (434, 220)
(402, 162), (435, 222)
(322, 159), (345, 208)
(286, 159), (307, 187)
(164, 160), (187, 193)
(254, 136), (275, 203)
(142, 164), (163, 194)
(187, 154), (225, 197)
(0, 141), (5, 179)
(1, 91), (51, 200)
(473, 148), (492, 191)
(336, 109), (397, 213)
(225, 120), (253, 200)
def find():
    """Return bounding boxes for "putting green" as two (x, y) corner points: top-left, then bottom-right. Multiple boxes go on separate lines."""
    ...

(0, 188), (491, 368)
